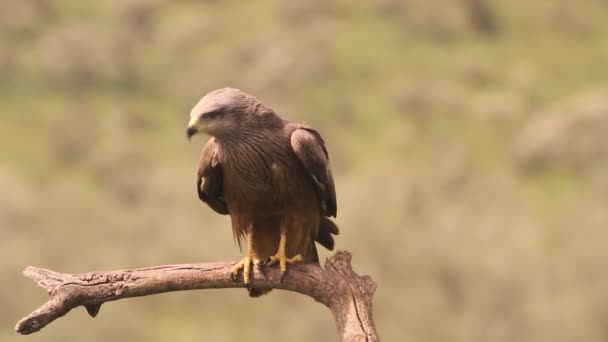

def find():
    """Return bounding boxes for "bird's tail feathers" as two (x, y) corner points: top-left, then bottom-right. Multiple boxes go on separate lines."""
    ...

(316, 217), (339, 251)
(248, 288), (272, 297)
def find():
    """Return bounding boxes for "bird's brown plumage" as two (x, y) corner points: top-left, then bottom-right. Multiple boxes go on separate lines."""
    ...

(190, 88), (338, 296)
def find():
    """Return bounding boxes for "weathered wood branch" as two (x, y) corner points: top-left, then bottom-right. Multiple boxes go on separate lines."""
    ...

(16, 251), (378, 342)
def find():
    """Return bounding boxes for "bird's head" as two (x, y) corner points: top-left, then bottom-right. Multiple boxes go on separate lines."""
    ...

(187, 87), (273, 140)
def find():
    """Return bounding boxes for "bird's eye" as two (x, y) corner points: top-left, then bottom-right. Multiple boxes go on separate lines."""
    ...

(205, 110), (222, 119)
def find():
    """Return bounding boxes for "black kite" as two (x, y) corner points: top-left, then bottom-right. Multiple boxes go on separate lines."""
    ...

(187, 88), (339, 296)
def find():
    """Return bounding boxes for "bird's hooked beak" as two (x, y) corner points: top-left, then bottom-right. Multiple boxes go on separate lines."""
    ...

(186, 126), (197, 140)
(186, 115), (200, 140)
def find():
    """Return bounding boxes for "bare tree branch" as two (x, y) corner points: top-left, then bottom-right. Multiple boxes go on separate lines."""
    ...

(16, 251), (378, 342)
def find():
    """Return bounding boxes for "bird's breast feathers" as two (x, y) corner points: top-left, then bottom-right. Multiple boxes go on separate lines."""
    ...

(220, 147), (312, 207)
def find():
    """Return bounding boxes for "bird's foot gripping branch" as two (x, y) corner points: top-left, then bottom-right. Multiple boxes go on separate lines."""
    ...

(16, 251), (379, 342)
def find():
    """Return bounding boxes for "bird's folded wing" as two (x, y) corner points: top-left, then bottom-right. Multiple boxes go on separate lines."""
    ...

(197, 138), (229, 215)
(290, 127), (337, 218)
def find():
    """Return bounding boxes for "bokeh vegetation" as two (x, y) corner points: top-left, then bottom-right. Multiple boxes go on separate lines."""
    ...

(3, 0), (608, 341)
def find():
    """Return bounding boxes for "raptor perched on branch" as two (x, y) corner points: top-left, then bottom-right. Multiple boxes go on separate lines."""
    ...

(187, 88), (339, 297)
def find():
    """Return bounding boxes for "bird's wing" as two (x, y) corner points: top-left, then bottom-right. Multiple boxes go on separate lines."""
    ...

(197, 138), (229, 215)
(290, 126), (337, 217)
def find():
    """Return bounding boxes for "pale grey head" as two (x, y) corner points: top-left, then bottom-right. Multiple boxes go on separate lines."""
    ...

(186, 87), (275, 139)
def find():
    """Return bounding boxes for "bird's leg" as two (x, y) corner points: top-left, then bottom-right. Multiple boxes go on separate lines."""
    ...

(266, 228), (303, 282)
(231, 230), (262, 287)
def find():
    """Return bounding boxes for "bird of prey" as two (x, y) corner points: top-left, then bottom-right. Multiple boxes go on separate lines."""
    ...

(187, 88), (339, 297)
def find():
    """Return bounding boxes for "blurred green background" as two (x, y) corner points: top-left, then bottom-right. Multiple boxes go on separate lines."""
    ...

(3, 0), (608, 341)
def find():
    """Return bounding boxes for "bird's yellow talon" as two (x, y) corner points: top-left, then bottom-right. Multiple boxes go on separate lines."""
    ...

(267, 253), (303, 272)
(231, 256), (262, 284)
(290, 255), (303, 263)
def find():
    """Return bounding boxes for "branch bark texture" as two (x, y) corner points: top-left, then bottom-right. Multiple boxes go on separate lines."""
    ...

(16, 251), (378, 342)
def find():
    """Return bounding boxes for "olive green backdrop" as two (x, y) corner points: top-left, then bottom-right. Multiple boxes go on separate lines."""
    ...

(2, 1), (608, 341)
